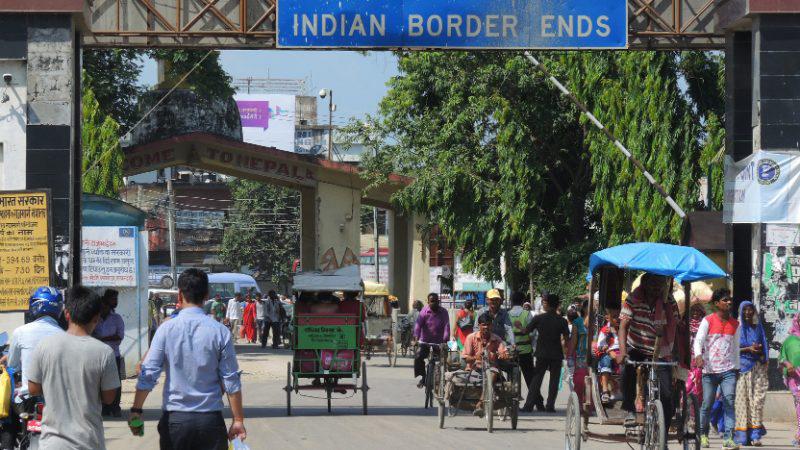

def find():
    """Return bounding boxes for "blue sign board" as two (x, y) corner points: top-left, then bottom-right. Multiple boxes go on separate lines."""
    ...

(277, 0), (627, 49)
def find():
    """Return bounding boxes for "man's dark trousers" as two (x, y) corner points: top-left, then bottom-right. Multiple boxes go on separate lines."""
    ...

(414, 345), (441, 379)
(525, 357), (561, 409)
(518, 352), (535, 393)
(158, 411), (227, 450)
(263, 319), (281, 348)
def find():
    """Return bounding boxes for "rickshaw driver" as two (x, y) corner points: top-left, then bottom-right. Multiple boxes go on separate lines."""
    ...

(615, 273), (680, 428)
(413, 293), (451, 389)
(462, 313), (510, 417)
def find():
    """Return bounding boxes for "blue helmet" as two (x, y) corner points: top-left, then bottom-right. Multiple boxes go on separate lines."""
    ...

(29, 286), (63, 320)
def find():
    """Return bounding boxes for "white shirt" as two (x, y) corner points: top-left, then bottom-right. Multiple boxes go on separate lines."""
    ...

(256, 301), (265, 320)
(8, 316), (64, 393)
(226, 298), (243, 320)
(692, 314), (740, 374)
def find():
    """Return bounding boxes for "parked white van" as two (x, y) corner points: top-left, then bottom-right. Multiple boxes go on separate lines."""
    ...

(208, 273), (261, 299)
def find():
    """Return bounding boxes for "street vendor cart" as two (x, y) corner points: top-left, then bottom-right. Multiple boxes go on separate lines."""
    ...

(285, 266), (369, 415)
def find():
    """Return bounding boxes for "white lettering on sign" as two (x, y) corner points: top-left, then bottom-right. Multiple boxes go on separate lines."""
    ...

(293, 14), (387, 37)
(541, 15), (611, 38)
(408, 14), (519, 38)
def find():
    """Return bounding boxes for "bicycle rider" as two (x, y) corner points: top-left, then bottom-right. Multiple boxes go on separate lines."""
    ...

(615, 274), (679, 429)
(413, 293), (450, 389)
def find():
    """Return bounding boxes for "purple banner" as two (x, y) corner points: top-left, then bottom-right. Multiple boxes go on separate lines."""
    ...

(237, 100), (270, 128)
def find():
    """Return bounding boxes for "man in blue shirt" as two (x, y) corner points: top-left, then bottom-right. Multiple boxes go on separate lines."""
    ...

(130, 269), (246, 449)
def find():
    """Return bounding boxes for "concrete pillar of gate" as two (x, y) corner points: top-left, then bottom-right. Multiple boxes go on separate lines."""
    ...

(0, 13), (80, 287)
(0, 11), (80, 332)
(388, 211), (430, 312)
(727, 11), (800, 410)
(300, 181), (360, 271)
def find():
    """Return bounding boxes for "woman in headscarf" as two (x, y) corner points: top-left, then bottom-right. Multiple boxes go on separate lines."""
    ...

(734, 301), (769, 446)
(780, 313), (800, 447)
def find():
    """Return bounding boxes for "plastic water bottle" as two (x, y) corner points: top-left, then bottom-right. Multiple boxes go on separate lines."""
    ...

(229, 438), (250, 450)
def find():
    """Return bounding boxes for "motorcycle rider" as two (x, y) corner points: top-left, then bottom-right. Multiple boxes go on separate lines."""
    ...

(3, 287), (65, 449)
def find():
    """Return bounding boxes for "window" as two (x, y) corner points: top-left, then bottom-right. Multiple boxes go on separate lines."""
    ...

(209, 283), (236, 299)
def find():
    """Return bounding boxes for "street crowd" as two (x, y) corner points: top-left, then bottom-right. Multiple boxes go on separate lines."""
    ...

(2, 270), (800, 449)
(410, 276), (800, 450)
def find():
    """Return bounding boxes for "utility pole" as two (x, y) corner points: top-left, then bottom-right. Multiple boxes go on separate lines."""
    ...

(167, 179), (177, 287)
(327, 91), (334, 160)
(374, 207), (380, 283)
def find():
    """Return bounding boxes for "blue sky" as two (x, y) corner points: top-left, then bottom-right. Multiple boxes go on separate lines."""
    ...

(140, 51), (399, 124)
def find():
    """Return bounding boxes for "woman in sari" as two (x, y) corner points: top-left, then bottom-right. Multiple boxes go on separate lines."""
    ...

(734, 300), (769, 446)
(781, 313), (800, 447)
(241, 297), (257, 343)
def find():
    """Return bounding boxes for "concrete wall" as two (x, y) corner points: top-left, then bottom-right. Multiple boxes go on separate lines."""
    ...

(314, 181), (360, 269)
(0, 59), (27, 190)
(389, 212), (430, 312)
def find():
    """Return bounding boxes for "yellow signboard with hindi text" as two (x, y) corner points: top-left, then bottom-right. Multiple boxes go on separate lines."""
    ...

(0, 191), (52, 311)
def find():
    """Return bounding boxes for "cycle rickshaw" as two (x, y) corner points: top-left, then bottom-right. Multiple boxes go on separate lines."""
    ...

(284, 266), (369, 415)
(566, 243), (726, 450)
(432, 343), (522, 433)
(362, 281), (397, 367)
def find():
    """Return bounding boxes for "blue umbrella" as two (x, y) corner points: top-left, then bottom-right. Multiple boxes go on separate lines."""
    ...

(587, 242), (727, 283)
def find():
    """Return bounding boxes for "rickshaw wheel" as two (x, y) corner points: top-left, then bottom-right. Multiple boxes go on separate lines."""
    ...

(485, 372), (494, 433)
(565, 391), (581, 450)
(362, 361), (369, 416)
(512, 367), (521, 398)
(642, 400), (665, 450)
(438, 398), (446, 429)
(510, 400), (518, 430)
(325, 380), (333, 414)
(285, 362), (292, 416)
(682, 394), (700, 450)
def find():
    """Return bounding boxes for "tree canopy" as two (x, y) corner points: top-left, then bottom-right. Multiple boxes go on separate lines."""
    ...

(351, 50), (724, 299)
(220, 180), (300, 285)
(81, 83), (124, 198)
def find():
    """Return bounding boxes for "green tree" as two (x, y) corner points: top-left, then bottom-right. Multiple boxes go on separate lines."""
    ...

(81, 84), (124, 197)
(352, 50), (715, 299)
(82, 49), (144, 130)
(560, 51), (703, 244)
(220, 180), (300, 284)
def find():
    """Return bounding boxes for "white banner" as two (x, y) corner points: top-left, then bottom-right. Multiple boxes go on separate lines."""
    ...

(724, 150), (800, 223)
(235, 94), (296, 152)
(81, 226), (138, 287)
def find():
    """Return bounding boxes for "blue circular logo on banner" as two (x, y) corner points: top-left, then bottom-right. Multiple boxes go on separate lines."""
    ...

(757, 159), (780, 185)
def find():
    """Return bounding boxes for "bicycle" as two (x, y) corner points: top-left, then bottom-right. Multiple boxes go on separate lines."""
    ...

(418, 342), (443, 409)
(624, 358), (677, 450)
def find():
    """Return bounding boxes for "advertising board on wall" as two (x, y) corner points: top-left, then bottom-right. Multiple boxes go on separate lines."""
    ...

(82, 226), (138, 287)
(0, 190), (52, 311)
(234, 94), (296, 152)
(278, 0), (627, 49)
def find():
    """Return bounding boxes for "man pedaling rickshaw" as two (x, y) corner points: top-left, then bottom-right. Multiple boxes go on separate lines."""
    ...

(461, 312), (510, 417)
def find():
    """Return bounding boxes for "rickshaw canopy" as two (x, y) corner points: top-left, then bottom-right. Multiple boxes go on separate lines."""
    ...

(292, 265), (364, 292)
(364, 281), (389, 297)
(587, 242), (727, 283)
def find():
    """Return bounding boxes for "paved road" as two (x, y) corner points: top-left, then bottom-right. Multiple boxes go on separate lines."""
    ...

(104, 344), (797, 449)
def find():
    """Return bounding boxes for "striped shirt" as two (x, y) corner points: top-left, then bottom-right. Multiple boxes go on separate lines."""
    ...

(620, 293), (679, 358)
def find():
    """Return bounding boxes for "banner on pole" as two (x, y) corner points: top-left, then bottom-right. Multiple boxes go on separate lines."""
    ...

(724, 150), (800, 224)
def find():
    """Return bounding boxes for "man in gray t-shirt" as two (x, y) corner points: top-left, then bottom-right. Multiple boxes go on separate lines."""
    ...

(27, 286), (120, 450)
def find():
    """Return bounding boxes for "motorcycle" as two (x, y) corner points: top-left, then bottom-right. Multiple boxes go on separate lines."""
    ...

(0, 332), (42, 450)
